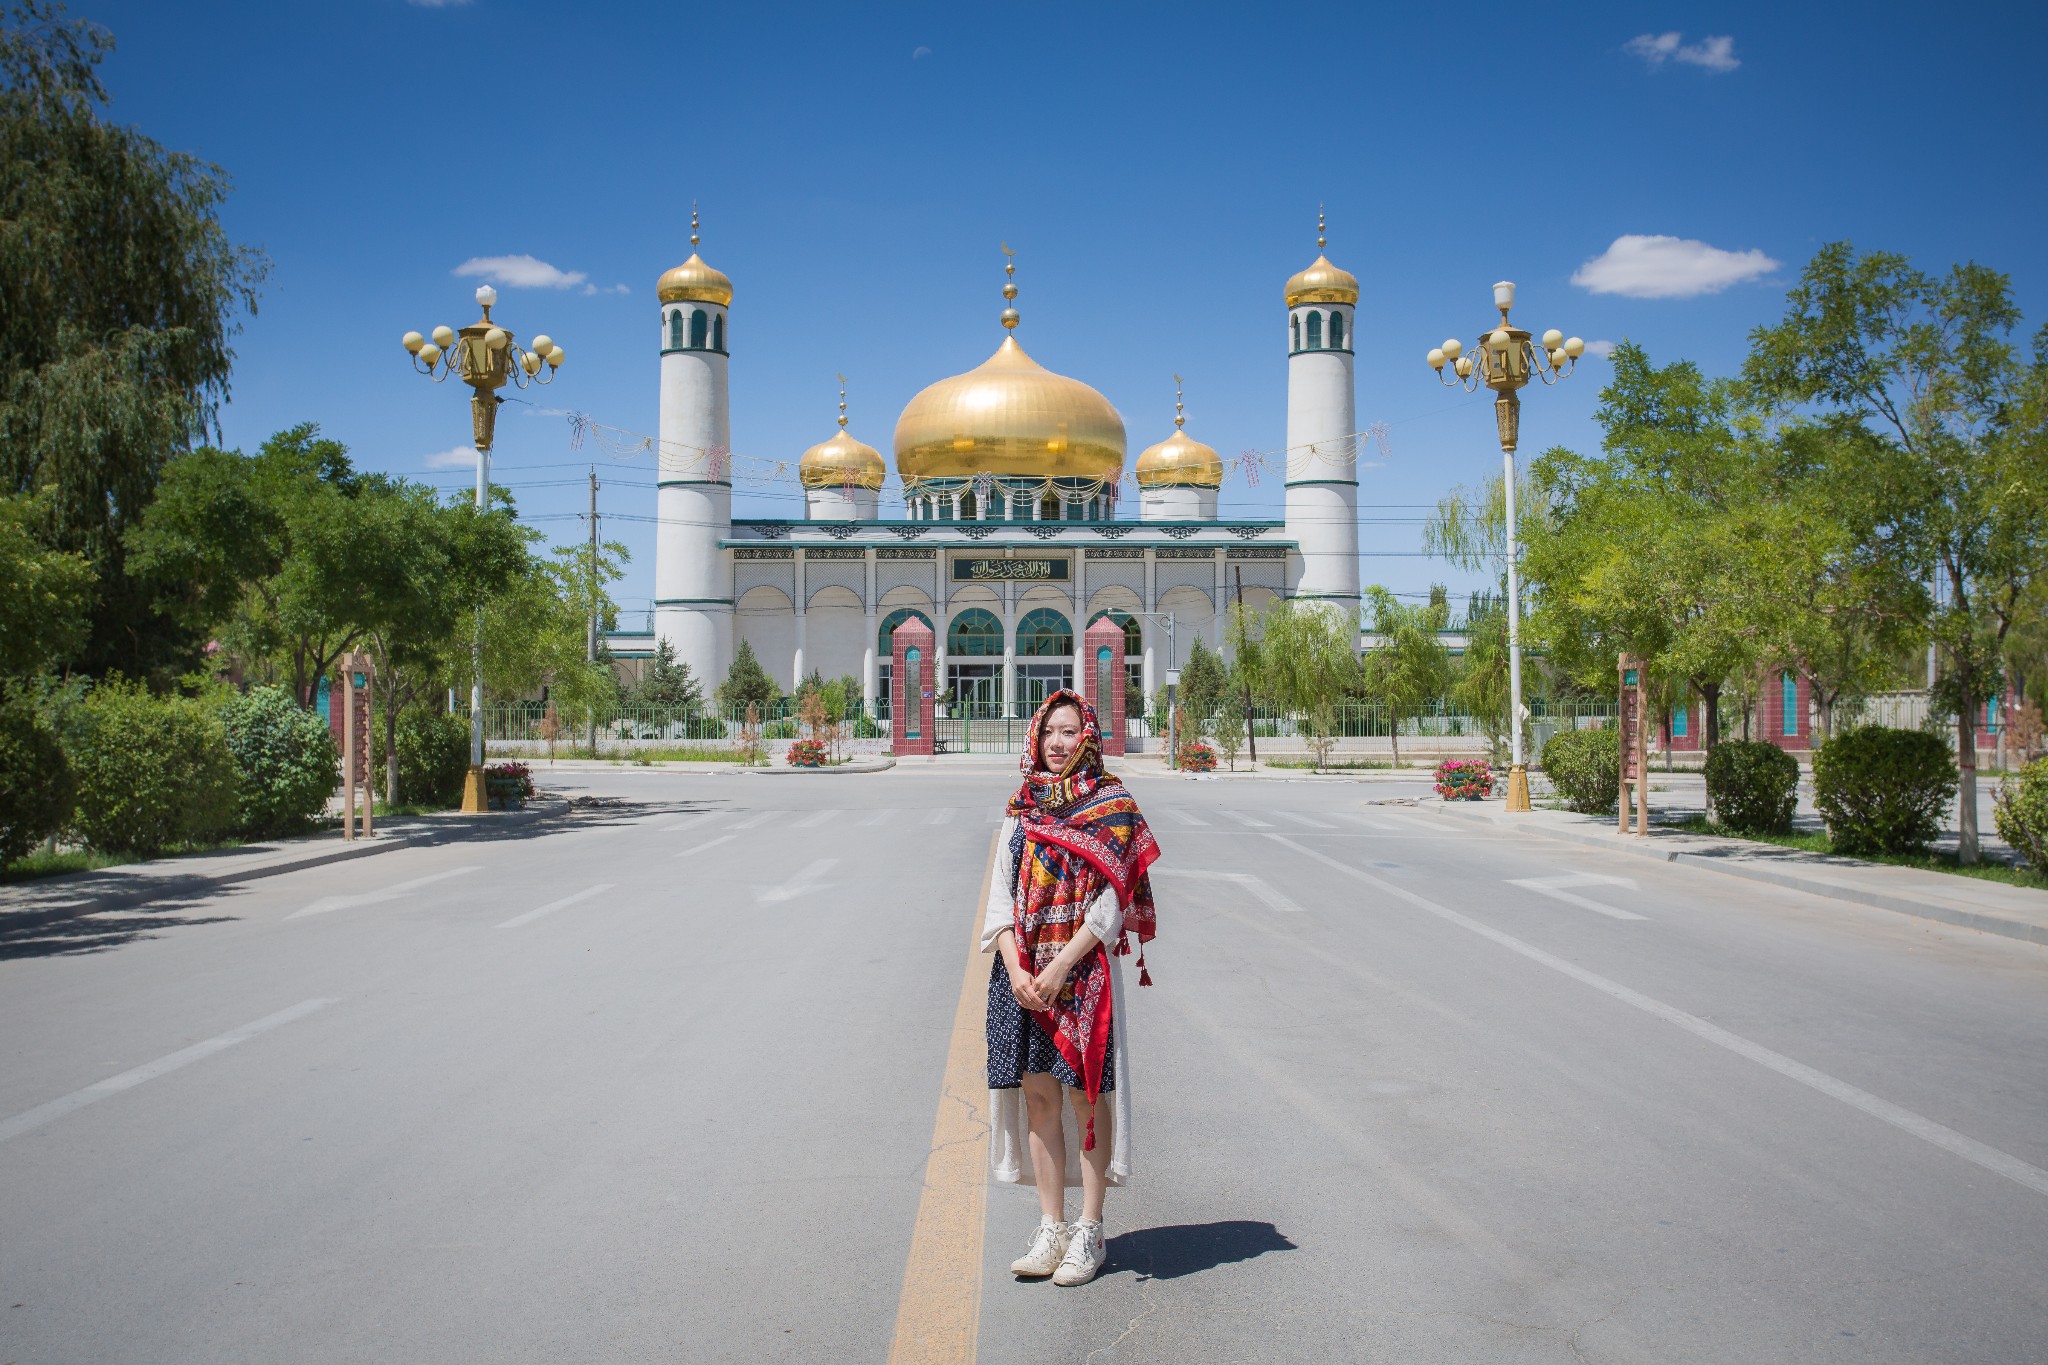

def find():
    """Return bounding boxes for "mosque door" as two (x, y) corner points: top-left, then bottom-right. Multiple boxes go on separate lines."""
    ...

(949, 663), (1001, 753)
(1017, 664), (1070, 716)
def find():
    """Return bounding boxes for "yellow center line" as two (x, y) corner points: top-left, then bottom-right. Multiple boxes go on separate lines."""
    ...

(887, 826), (1003, 1365)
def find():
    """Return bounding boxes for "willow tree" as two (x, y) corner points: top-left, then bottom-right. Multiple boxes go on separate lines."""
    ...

(0, 2), (266, 678)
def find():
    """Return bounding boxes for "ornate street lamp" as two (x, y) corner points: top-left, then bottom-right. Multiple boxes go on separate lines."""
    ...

(1426, 281), (1583, 813)
(401, 284), (564, 812)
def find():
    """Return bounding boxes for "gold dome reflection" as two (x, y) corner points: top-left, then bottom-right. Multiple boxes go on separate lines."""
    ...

(893, 335), (1126, 482)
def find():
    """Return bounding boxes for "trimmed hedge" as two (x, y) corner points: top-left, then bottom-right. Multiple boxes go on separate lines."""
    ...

(396, 708), (470, 807)
(1542, 725), (1619, 814)
(69, 682), (238, 856)
(216, 685), (337, 837)
(1812, 726), (1957, 856)
(1704, 740), (1800, 835)
(0, 693), (72, 866)
(1994, 757), (2048, 872)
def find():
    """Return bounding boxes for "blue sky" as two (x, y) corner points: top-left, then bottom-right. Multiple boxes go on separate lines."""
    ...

(76, 0), (2048, 623)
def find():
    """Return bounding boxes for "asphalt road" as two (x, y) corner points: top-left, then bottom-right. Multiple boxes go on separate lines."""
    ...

(2, 766), (2044, 1363)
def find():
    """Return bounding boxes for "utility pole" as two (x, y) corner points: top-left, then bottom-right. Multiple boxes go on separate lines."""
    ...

(1234, 564), (1258, 764)
(587, 468), (599, 752)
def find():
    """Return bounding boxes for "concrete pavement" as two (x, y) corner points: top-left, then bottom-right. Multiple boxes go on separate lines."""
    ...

(1, 767), (2043, 1362)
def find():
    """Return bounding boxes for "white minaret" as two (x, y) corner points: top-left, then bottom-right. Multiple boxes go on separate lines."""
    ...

(1282, 210), (1361, 625)
(653, 205), (735, 689)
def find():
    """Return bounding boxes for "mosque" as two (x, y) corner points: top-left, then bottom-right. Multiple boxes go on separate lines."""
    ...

(624, 214), (1364, 716)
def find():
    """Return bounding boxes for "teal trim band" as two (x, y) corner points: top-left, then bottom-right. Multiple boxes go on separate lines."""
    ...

(1287, 347), (1355, 357)
(657, 479), (734, 488)
(1285, 478), (1359, 488)
(1288, 592), (1361, 602)
(660, 346), (730, 357)
(653, 597), (735, 606)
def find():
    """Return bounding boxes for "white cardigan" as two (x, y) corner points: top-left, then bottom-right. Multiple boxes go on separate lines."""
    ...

(981, 815), (1135, 1188)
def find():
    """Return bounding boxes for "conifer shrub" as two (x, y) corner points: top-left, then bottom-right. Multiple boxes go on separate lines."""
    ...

(1703, 739), (1800, 835)
(215, 686), (337, 837)
(69, 682), (238, 855)
(0, 693), (72, 866)
(1541, 725), (1619, 814)
(1993, 756), (2048, 872)
(1812, 726), (1957, 855)
(396, 707), (470, 807)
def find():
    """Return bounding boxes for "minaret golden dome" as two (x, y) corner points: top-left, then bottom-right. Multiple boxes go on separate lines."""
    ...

(799, 375), (886, 490)
(1135, 375), (1223, 489)
(657, 204), (734, 306)
(1284, 208), (1359, 307)
(893, 248), (1126, 483)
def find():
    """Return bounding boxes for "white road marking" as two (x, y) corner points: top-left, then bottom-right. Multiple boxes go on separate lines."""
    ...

(729, 811), (777, 830)
(1278, 811), (1335, 830)
(923, 809), (956, 826)
(1153, 868), (1305, 914)
(1226, 811), (1275, 829)
(494, 883), (615, 930)
(756, 858), (841, 904)
(1507, 873), (1648, 921)
(655, 812), (725, 833)
(858, 809), (898, 827)
(0, 999), (339, 1146)
(287, 866), (480, 920)
(1267, 834), (2048, 1201)
(675, 835), (737, 859)
(793, 809), (839, 828)
(1171, 810), (1212, 827)
(1339, 812), (1400, 832)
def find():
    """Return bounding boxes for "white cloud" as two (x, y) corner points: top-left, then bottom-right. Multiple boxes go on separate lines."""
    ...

(453, 254), (588, 290)
(1584, 339), (1617, 359)
(1571, 234), (1780, 299)
(1626, 31), (1739, 73)
(423, 445), (478, 470)
(912, 45), (932, 59)
(407, 0), (473, 7)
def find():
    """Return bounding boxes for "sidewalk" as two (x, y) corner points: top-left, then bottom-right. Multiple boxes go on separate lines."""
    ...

(0, 800), (569, 934)
(1430, 800), (2048, 948)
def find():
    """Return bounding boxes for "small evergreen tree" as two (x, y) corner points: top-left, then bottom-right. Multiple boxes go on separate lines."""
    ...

(1177, 637), (1229, 731)
(632, 638), (703, 711)
(718, 638), (779, 713)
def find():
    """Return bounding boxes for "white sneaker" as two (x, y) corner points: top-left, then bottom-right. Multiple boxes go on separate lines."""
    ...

(1010, 1218), (1069, 1278)
(1052, 1218), (1105, 1286)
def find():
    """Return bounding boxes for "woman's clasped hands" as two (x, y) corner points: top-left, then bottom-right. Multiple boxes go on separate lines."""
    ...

(1008, 958), (1071, 1013)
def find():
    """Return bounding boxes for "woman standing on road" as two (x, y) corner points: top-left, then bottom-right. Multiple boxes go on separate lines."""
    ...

(983, 688), (1160, 1287)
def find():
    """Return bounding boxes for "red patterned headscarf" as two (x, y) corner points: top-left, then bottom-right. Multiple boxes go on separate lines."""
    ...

(1005, 690), (1161, 1146)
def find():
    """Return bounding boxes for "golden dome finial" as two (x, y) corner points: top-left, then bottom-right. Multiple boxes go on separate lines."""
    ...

(836, 372), (848, 430)
(1173, 373), (1185, 430)
(999, 241), (1020, 330)
(1317, 204), (1326, 251)
(691, 200), (700, 249)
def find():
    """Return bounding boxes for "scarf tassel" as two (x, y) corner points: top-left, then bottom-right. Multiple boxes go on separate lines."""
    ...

(1084, 1110), (1096, 1152)
(1138, 946), (1153, 987)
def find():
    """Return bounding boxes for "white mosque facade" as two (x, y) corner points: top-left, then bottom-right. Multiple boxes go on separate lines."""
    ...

(629, 224), (1364, 716)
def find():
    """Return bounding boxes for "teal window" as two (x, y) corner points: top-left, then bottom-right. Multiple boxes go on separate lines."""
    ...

(1016, 608), (1073, 658)
(1291, 314), (1301, 352)
(904, 647), (922, 739)
(689, 309), (708, 348)
(1782, 672), (1798, 736)
(1095, 646), (1113, 711)
(1330, 310), (1344, 350)
(712, 313), (724, 351)
(879, 608), (932, 656)
(947, 608), (1003, 656)
(1672, 705), (1688, 739)
(667, 310), (684, 349)
(1089, 609), (1141, 656)
(1306, 311), (1323, 349)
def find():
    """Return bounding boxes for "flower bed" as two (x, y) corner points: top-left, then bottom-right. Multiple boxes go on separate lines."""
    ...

(1176, 739), (1217, 773)
(785, 738), (828, 768)
(485, 761), (535, 809)
(1434, 757), (1493, 801)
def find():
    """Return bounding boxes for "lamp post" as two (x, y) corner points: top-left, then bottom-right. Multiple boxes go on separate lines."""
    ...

(401, 285), (564, 813)
(1426, 281), (1583, 812)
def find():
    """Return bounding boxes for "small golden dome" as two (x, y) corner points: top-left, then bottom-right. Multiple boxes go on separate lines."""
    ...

(1135, 429), (1223, 489)
(1285, 254), (1358, 307)
(799, 429), (886, 490)
(894, 335), (1126, 483)
(657, 252), (733, 306)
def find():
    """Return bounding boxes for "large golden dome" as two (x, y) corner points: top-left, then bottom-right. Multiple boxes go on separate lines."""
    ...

(893, 335), (1126, 483)
(1135, 429), (1223, 489)
(1285, 254), (1358, 307)
(657, 252), (733, 306)
(799, 427), (886, 490)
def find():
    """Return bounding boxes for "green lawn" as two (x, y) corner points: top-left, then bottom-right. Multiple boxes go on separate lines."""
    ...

(0, 846), (138, 883)
(1264, 758), (1403, 771)
(1656, 814), (2048, 890)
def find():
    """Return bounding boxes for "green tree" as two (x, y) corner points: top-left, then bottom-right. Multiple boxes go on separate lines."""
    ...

(1360, 586), (1453, 768)
(0, 2), (267, 679)
(0, 488), (91, 677)
(1453, 593), (1511, 764)
(1176, 636), (1228, 732)
(1256, 601), (1357, 771)
(718, 638), (778, 713)
(629, 637), (704, 711)
(1746, 243), (2048, 861)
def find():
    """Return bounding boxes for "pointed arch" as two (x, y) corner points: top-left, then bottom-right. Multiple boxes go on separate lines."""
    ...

(712, 312), (725, 351)
(1329, 309), (1344, 350)
(1290, 313), (1300, 353)
(667, 310), (685, 349)
(1306, 310), (1323, 350)
(689, 309), (708, 348)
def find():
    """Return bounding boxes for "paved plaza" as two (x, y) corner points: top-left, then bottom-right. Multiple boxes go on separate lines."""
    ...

(3, 766), (2045, 1362)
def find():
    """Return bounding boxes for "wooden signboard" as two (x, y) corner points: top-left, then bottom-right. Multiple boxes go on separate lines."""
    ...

(1617, 654), (1649, 836)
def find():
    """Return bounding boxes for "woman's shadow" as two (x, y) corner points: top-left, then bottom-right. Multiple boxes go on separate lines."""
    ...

(1105, 1221), (1296, 1281)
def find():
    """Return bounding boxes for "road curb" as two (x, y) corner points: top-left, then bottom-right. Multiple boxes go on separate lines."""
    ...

(1432, 803), (2048, 947)
(0, 799), (570, 935)
(742, 757), (897, 775)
